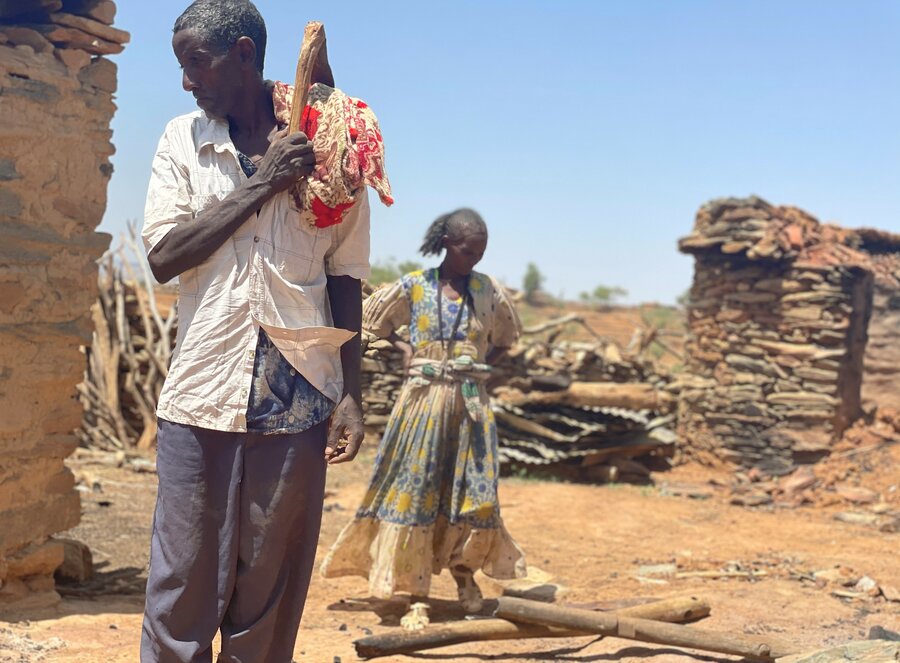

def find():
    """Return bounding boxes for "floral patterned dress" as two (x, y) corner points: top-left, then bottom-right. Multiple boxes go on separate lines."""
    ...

(321, 269), (527, 598)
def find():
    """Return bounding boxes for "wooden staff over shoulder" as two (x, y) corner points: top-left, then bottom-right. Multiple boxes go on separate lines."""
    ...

(288, 21), (327, 133)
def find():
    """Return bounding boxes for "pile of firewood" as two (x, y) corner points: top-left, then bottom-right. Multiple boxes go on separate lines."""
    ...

(77, 229), (175, 451)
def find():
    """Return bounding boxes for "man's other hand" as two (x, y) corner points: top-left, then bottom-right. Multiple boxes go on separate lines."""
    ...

(325, 393), (364, 465)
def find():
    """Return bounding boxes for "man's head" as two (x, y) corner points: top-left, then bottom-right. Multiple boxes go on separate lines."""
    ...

(172, 0), (267, 118)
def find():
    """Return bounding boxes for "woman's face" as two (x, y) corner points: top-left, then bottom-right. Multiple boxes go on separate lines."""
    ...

(443, 232), (488, 276)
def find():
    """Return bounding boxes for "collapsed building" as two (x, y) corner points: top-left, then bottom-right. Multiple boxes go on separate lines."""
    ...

(677, 196), (900, 473)
(0, 0), (127, 612)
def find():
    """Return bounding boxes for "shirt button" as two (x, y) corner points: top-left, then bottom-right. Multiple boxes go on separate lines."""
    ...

(253, 236), (260, 243)
(289, 369), (296, 376)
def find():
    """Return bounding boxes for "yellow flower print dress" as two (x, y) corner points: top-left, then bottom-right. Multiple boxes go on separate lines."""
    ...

(321, 269), (527, 598)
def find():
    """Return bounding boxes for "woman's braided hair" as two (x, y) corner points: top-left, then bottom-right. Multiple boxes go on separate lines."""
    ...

(419, 208), (487, 257)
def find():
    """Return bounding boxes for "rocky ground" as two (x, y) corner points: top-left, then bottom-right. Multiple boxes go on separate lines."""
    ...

(0, 444), (898, 662)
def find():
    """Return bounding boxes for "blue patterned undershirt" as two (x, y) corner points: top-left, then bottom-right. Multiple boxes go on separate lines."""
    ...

(237, 151), (336, 434)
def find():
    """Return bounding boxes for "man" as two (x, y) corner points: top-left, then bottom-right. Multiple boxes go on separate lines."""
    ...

(140, 2), (367, 661)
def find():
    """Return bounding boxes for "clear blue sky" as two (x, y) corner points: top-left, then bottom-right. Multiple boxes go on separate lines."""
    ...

(102, 0), (900, 304)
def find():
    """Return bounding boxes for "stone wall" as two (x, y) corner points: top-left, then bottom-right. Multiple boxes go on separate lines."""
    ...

(857, 231), (900, 411)
(0, 0), (126, 611)
(676, 197), (886, 473)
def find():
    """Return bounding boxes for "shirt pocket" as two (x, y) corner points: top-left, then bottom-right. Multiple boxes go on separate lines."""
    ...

(189, 193), (220, 218)
(269, 207), (332, 283)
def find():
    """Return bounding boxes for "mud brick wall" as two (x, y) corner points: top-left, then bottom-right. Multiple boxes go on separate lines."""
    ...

(0, 0), (126, 610)
(677, 197), (876, 473)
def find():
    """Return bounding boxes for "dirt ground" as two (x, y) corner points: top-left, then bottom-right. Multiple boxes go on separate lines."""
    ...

(1, 447), (898, 663)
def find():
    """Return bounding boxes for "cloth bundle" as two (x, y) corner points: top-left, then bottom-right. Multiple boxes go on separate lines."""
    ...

(272, 80), (393, 228)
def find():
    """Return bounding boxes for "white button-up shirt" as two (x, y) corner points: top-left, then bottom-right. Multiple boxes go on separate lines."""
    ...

(143, 110), (370, 432)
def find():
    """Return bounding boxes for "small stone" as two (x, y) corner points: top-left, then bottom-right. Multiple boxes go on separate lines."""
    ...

(881, 585), (900, 602)
(54, 538), (93, 584)
(835, 485), (879, 504)
(855, 576), (879, 594)
(56, 47), (91, 74)
(637, 563), (677, 577)
(834, 511), (878, 526)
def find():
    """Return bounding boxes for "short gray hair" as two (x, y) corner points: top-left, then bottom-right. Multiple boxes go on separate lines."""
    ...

(174, 0), (267, 73)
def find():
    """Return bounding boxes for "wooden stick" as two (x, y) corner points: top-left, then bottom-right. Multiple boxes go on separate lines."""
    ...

(288, 21), (326, 133)
(354, 595), (710, 659)
(495, 596), (799, 661)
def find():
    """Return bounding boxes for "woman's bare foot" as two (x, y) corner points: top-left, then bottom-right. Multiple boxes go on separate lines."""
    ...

(400, 596), (430, 631)
(451, 565), (484, 613)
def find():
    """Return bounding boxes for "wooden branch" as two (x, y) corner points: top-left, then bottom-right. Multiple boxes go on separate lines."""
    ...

(495, 597), (798, 661)
(288, 21), (326, 133)
(354, 595), (711, 659)
(500, 381), (673, 411)
(522, 313), (618, 346)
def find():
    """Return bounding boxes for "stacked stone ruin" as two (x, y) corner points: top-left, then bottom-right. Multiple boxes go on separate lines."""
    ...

(677, 197), (900, 473)
(0, 0), (126, 611)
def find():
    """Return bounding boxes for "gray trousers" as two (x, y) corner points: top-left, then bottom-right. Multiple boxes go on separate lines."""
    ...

(141, 419), (328, 663)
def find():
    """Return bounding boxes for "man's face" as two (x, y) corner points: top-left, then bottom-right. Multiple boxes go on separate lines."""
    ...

(444, 232), (488, 277)
(172, 29), (243, 119)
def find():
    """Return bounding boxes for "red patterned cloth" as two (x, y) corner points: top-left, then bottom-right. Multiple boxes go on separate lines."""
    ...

(272, 81), (393, 228)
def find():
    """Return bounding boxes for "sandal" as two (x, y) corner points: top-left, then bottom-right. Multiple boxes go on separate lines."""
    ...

(400, 601), (430, 631)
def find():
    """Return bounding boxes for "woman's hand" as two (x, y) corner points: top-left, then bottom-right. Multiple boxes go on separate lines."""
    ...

(395, 340), (414, 373)
(325, 394), (364, 465)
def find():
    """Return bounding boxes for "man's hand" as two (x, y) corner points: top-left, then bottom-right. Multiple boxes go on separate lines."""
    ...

(325, 393), (364, 465)
(254, 129), (315, 194)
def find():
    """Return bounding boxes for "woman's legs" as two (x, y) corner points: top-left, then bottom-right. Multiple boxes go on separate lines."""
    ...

(451, 565), (484, 613)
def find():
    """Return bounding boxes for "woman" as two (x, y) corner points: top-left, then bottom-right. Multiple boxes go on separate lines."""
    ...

(321, 208), (526, 627)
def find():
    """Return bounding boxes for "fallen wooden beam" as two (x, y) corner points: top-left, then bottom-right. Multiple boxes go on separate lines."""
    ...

(500, 381), (673, 411)
(495, 596), (799, 661)
(354, 595), (710, 659)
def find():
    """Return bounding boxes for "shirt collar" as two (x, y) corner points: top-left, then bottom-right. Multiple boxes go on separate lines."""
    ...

(196, 112), (235, 156)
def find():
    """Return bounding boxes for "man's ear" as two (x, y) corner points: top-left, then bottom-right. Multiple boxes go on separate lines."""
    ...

(235, 36), (258, 70)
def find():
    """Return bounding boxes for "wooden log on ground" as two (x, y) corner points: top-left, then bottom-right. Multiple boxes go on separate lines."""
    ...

(354, 595), (710, 659)
(495, 596), (799, 661)
(500, 381), (673, 411)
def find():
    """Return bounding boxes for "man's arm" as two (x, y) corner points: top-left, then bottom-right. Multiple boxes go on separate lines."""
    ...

(147, 132), (315, 283)
(324, 275), (364, 464)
